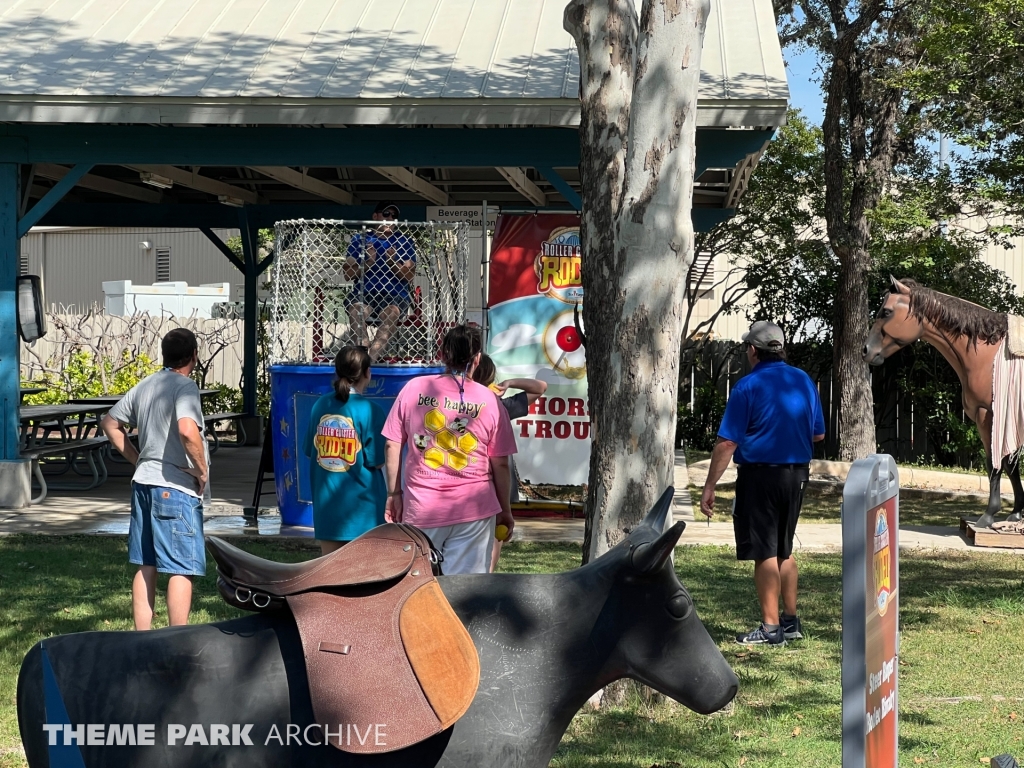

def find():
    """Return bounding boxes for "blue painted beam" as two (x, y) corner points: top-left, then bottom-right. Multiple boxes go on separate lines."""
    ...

(0, 124), (774, 171)
(692, 208), (736, 232)
(0, 165), (20, 461)
(537, 167), (582, 210)
(17, 163), (92, 237)
(693, 129), (774, 178)
(199, 227), (244, 272)
(238, 210), (259, 417)
(0, 126), (583, 168)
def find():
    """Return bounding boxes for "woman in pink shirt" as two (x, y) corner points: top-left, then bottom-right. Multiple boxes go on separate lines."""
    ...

(382, 326), (517, 574)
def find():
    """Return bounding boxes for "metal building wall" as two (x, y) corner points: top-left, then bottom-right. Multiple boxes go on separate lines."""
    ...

(959, 214), (1024, 290)
(19, 227), (242, 313)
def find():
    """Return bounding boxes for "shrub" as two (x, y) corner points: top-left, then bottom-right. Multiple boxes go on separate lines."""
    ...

(677, 382), (727, 452)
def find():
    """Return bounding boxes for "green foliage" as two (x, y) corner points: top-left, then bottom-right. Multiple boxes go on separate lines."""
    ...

(697, 106), (1024, 469)
(676, 382), (726, 452)
(225, 228), (275, 262)
(910, 0), (1024, 208)
(22, 350), (161, 404)
(699, 110), (834, 345)
(696, 110), (831, 342)
(202, 383), (244, 416)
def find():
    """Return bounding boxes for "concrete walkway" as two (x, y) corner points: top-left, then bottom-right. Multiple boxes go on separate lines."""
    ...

(1, 448), (1020, 554)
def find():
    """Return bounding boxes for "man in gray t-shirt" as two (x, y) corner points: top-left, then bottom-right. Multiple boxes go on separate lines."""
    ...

(101, 328), (210, 630)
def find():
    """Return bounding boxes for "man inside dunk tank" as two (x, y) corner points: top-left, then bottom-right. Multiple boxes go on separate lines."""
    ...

(343, 201), (417, 361)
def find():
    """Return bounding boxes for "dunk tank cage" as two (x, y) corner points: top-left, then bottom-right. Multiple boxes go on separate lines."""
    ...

(268, 219), (469, 526)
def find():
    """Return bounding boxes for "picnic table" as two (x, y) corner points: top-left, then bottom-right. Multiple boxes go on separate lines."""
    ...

(20, 386), (46, 402)
(70, 390), (246, 452)
(19, 402), (115, 503)
(19, 403), (113, 447)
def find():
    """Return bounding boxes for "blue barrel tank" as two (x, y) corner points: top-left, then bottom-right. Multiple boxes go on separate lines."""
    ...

(269, 364), (443, 527)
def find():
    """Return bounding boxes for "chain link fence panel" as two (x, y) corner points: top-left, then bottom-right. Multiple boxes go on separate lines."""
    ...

(269, 220), (469, 365)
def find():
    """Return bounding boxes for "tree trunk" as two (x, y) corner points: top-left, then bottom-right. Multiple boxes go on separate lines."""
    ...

(833, 248), (876, 459)
(567, 0), (711, 561)
(821, 45), (878, 462)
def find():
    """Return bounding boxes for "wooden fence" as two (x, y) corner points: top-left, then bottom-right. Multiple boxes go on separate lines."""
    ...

(679, 341), (971, 465)
(20, 311), (246, 390)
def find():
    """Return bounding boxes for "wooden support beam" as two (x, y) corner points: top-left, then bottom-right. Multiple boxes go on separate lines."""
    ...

(18, 163), (93, 237)
(496, 167), (546, 206)
(199, 227), (244, 272)
(36, 164), (163, 204)
(371, 167), (448, 206)
(536, 167), (582, 210)
(0, 164), (20, 460)
(124, 165), (263, 205)
(250, 166), (356, 205)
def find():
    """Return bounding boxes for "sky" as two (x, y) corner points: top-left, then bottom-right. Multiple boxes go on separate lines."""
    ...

(783, 45), (825, 126)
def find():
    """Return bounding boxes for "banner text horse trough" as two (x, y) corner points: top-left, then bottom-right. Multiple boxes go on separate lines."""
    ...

(864, 277), (1024, 528)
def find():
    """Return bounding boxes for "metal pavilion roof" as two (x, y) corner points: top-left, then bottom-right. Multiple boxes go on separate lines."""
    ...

(0, 0), (788, 127)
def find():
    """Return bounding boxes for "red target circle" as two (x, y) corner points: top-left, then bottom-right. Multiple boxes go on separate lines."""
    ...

(556, 326), (582, 353)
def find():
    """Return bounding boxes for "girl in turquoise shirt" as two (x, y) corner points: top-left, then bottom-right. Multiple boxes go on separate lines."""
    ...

(303, 346), (387, 555)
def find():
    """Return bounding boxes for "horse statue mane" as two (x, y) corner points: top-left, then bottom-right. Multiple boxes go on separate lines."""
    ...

(897, 278), (1008, 346)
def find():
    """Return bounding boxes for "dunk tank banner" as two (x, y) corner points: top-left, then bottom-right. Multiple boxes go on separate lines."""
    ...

(487, 214), (589, 485)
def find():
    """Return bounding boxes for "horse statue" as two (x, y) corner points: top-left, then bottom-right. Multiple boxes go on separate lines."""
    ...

(17, 489), (738, 768)
(864, 277), (1024, 528)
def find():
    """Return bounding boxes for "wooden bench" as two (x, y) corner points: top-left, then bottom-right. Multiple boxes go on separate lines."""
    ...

(207, 525), (479, 754)
(203, 412), (247, 452)
(22, 436), (109, 504)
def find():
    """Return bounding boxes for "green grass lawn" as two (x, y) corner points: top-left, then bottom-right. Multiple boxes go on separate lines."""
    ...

(689, 485), (1008, 527)
(3, 537), (1024, 767)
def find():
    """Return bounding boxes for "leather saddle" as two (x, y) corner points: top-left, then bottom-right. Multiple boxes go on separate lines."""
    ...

(206, 524), (480, 754)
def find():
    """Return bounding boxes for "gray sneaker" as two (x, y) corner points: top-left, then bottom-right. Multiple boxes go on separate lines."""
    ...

(781, 614), (803, 640)
(736, 623), (786, 646)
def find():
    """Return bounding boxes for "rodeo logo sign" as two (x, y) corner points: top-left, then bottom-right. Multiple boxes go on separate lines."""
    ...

(872, 510), (892, 616)
(534, 227), (582, 303)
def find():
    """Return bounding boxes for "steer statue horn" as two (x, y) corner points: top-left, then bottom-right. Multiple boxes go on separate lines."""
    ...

(18, 490), (737, 768)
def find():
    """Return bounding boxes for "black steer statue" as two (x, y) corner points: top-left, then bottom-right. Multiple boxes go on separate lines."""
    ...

(17, 488), (738, 768)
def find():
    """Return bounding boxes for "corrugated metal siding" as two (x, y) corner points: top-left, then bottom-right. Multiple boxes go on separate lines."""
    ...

(21, 227), (242, 312)
(955, 214), (1024, 292)
(0, 0), (783, 103)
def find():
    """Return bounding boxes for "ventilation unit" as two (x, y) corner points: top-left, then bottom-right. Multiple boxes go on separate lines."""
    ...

(689, 251), (715, 290)
(155, 246), (171, 282)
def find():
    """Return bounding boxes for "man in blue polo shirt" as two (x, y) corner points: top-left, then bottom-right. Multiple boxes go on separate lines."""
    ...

(700, 321), (825, 647)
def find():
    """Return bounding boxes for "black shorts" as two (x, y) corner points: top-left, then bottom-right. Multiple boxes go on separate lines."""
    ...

(733, 464), (809, 561)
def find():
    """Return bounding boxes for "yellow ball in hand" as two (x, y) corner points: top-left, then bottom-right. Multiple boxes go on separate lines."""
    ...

(495, 524), (510, 542)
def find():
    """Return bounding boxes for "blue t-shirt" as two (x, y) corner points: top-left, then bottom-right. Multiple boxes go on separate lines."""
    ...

(303, 391), (387, 541)
(347, 232), (416, 298)
(717, 360), (825, 464)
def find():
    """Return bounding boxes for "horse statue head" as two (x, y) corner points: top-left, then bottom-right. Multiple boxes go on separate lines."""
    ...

(864, 276), (1008, 366)
(863, 277), (918, 365)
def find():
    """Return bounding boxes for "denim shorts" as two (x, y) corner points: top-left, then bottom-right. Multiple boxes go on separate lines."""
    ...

(129, 483), (206, 576)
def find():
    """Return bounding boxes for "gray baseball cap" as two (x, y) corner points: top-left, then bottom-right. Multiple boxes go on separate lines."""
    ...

(742, 321), (785, 350)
